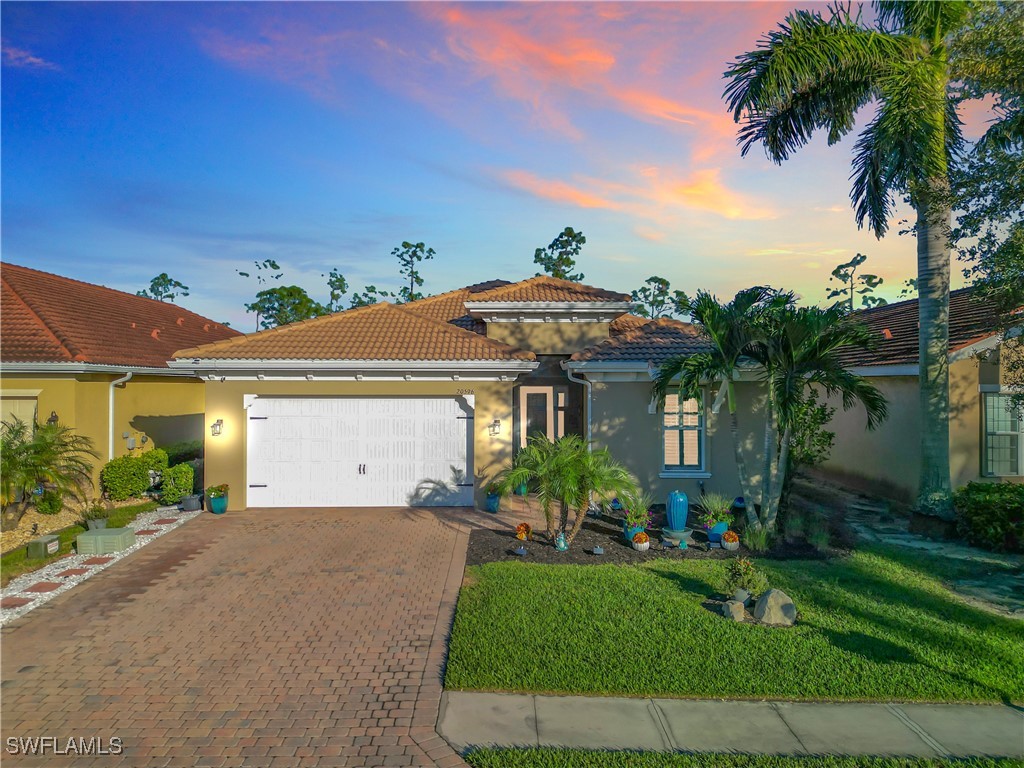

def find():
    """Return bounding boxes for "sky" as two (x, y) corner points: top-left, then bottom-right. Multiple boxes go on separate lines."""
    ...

(2, 1), (987, 329)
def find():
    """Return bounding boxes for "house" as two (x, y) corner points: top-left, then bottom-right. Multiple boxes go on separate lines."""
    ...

(821, 287), (1023, 501)
(173, 276), (769, 510)
(0, 262), (240, 488)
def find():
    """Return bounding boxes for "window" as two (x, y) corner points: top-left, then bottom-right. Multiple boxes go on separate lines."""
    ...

(984, 393), (1023, 476)
(663, 393), (704, 472)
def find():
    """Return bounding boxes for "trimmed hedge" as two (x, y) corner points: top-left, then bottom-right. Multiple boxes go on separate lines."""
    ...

(35, 489), (63, 515)
(160, 463), (194, 505)
(101, 455), (151, 500)
(141, 448), (169, 472)
(954, 481), (1024, 553)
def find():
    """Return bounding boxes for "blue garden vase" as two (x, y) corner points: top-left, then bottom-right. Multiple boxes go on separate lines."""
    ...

(514, 481), (528, 496)
(707, 521), (728, 543)
(623, 522), (645, 543)
(666, 491), (689, 530)
(209, 495), (228, 515)
(485, 493), (500, 514)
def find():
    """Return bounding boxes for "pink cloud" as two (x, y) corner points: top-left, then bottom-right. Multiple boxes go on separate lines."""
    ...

(2, 43), (60, 71)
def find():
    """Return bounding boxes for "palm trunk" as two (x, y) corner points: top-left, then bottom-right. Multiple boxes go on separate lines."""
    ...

(915, 181), (954, 520)
(759, 400), (775, 525)
(566, 506), (588, 544)
(763, 425), (792, 531)
(1, 500), (31, 532)
(727, 395), (761, 530)
(558, 501), (569, 534)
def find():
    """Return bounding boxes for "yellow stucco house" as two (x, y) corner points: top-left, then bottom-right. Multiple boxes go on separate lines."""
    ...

(822, 287), (1023, 501)
(172, 276), (769, 511)
(0, 262), (240, 490)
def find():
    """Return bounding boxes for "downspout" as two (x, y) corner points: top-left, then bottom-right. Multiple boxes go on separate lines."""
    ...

(108, 372), (133, 460)
(562, 362), (592, 450)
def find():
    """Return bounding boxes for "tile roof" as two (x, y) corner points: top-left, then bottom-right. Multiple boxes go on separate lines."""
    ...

(609, 314), (651, 335)
(835, 287), (1004, 368)
(173, 302), (536, 362)
(465, 276), (631, 303)
(1, 262), (240, 368)
(402, 280), (512, 333)
(570, 317), (712, 365)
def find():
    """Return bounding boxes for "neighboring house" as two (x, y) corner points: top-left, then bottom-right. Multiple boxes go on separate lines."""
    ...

(821, 287), (1022, 501)
(173, 276), (769, 510)
(0, 262), (240, 489)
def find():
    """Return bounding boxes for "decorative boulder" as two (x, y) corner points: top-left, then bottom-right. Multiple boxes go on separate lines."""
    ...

(753, 589), (797, 626)
(733, 588), (751, 607)
(722, 600), (745, 621)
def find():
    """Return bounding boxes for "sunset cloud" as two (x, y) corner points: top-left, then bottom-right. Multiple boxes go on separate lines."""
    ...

(2, 43), (59, 71)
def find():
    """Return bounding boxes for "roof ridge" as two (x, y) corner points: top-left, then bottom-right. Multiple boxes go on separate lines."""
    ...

(402, 279), (511, 308)
(1, 268), (83, 361)
(467, 275), (631, 302)
(393, 304), (535, 358)
(852, 285), (977, 318)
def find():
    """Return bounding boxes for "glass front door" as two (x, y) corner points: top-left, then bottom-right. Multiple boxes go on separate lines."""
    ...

(517, 386), (567, 449)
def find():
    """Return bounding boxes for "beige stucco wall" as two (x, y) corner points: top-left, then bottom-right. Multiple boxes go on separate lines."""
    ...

(0, 373), (206, 491)
(589, 379), (767, 506)
(202, 379), (515, 510)
(486, 322), (610, 355)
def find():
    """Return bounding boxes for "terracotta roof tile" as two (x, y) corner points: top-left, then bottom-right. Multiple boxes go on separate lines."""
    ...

(835, 287), (1003, 367)
(174, 302), (536, 362)
(465, 276), (631, 303)
(609, 314), (651, 335)
(570, 317), (711, 364)
(401, 280), (511, 333)
(1, 263), (240, 368)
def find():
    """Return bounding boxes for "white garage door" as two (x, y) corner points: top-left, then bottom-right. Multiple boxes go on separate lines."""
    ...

(246, 396), (475, 507)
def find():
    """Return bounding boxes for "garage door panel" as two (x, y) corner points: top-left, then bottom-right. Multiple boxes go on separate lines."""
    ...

(246, 397), (473, 508)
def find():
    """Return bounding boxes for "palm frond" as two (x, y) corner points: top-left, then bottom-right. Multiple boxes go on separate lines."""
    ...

(977, 109), (1024, 152)
(876, 0), (970, 42)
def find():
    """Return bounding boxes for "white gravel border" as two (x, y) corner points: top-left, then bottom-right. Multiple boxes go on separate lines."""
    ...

(1, 505), (203, 626)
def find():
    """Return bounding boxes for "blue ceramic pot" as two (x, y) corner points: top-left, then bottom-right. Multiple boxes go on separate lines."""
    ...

(623, 522), (645, 543)
(209, 495), (228, 515)
(514, 482), (528, 496)
(707, 521), (729, 543)
(485, 493), (500, 513)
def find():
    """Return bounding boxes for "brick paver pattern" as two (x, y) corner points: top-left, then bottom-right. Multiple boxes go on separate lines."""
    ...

(1, 507), (477, 767)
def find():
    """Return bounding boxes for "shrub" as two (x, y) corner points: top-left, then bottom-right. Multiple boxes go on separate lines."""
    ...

(720, 557), (769, 597)
(35, 489), (63, 515)
(742, 525), (771, 552)
(163, 440), (203, 466)
(697, 493), (733, 529)
(807, 521), (831, 553)
(954, 482), (1024, 553)
(100, 455), (152, 501)
(82, 499), (110, 522)
(160, 463), (195, 505)
(140, 448), (169, 472)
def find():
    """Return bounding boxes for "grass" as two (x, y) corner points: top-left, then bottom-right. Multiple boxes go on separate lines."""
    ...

(445, 545), (1024, 703)
(464, 750), (1022, 768)
(0, 501), (158, 587)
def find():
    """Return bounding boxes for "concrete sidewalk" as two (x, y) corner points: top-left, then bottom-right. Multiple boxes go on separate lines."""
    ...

(439, 692), (1024, 758)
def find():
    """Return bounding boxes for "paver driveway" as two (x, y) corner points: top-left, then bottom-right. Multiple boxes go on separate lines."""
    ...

(1, 508), (479, 767)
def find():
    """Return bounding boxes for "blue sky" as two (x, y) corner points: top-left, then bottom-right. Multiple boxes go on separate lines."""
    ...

(2, 2), (982, 328)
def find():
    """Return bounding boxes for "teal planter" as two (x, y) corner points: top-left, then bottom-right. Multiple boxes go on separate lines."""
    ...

(209, 495), (228, 515)
(623, 522), (645, 543)
(485, 493), (500, 514)
(707, 521), (729, 543)
(514, 482), (528, 496)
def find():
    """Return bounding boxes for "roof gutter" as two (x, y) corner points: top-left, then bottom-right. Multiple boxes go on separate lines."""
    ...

(109, 372), (133, 460)
(561, 360), (592, 450)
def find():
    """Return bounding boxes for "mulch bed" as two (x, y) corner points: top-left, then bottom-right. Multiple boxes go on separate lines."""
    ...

(465, 515), (836, 567)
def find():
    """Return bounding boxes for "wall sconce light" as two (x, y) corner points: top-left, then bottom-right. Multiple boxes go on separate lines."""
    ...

(488, 419), (501, 436)
(46, 411), (59, 425)
(210, 419), (224, 437)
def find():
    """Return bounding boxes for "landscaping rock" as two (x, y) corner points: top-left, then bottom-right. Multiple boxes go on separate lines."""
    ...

(753, 589), (797, 626)
(722, 600), (745, 621)
(733, 588), (751, 606)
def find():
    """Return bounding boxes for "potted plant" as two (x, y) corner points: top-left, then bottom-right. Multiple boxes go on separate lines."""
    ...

(82, 500), (110, 531)
(620, 488), (655, 543)
(515, 522), (532, 541)
(206, 484), (229, 514)
(181, 494), (202, 512)
(722, 530), (740, 551)
(485, 483), (501, 514)
(632, 531), (651, 552)
(698, 493), (733, 543)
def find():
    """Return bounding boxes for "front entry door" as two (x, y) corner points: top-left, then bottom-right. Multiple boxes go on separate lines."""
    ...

(517, 385), (567, 449)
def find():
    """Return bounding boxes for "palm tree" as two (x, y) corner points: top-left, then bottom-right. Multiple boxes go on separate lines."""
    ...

(652, 287), (787, 529)
(1, 418), (98, 531)
(497, 434), (636, 545)
(752, 304), (889, 530)
(724, 1), (971, 518)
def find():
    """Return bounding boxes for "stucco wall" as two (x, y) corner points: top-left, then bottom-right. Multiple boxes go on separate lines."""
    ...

(0, 373), (206, 491)
(202, 379), (515, 510)
(589, 379), (767, 506)
(485, 322), (610, 355)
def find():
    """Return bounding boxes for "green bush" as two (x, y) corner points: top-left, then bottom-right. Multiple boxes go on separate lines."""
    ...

(160, 463), (194, 505)
(954, 482), (1024, 553)
(164, 440), (203, 466)
(720, 557), (769, 598)
(35, 489), (63, 515)
(100, 455), (152, 501)
(141, 448), (169, 472)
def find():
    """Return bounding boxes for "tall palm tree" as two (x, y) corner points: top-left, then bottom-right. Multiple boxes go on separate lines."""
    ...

(497, 434), (636, 545)
(724, 1), (970, 518)
(1, 418), (98, 531)
(653, 287), (787, 529)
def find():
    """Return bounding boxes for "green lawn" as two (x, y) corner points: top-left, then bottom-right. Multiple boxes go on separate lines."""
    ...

(0, 501), (158, 587)
(464, 750), (1021, 768)
(446, 545), (1024, 703)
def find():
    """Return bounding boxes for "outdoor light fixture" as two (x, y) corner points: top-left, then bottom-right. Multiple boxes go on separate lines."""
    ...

(488, 419), (501, 436)
(46, 411), (59, 425)
(210, 419), (224, 437)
